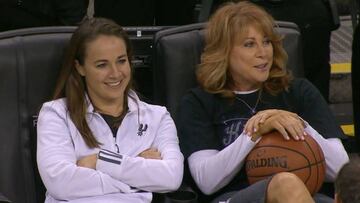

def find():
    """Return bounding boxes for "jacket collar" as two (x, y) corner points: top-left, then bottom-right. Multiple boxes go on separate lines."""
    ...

(85, 89), (141, 114)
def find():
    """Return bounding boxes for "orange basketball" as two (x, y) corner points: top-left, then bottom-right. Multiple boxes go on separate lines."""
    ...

(245, 131), (325, 195)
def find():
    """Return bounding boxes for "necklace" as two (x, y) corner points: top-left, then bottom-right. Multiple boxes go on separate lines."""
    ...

(235, 89), (262, 115)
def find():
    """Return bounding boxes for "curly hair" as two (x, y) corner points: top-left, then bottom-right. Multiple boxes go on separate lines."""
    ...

(197, 1), (292, 98)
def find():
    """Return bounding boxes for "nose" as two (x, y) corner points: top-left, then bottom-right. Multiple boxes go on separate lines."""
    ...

(255, 44), (267, 58)
(109, 63), (122, 78)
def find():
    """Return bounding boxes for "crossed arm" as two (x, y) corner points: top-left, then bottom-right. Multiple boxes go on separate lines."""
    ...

(37, 104), (183, 200)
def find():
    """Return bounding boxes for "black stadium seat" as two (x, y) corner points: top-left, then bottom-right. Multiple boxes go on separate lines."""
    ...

(152, 21), (304, 118)
(0, 27), (74, 203)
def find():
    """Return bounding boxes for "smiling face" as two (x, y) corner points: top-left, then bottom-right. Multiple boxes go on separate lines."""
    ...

(229, 25), (274, 91)
(75, 35), (131, 107)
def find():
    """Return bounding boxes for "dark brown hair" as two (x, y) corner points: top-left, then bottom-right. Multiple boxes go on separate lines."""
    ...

(335, 158), (360, 203)
(53, 17), (133, 148)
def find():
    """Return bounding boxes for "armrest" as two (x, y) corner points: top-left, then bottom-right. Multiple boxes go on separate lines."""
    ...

(0, 193), (11, 203)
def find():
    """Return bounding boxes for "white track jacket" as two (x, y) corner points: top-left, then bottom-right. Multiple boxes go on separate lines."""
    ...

(37, 91), (184, 203)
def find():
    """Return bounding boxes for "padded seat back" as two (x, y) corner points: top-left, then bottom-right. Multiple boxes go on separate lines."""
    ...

(0, 27), (75, 203)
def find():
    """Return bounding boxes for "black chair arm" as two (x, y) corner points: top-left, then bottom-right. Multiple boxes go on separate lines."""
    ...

(0, 193), (11, 203)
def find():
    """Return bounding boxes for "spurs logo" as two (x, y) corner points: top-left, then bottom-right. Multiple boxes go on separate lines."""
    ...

(137, 124), (148, 136)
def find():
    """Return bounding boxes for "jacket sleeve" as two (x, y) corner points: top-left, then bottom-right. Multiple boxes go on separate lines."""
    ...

(176, 90), (258, 194)
(96, 111), (184, 193)
(187, 134), (257, 195)
(37, 102), (134, 201)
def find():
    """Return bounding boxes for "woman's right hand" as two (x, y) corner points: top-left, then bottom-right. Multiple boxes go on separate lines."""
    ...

(250, 110), (306, 141)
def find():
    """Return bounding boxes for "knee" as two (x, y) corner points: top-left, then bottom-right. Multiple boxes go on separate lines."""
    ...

(267, 172), (313, 203)
(268, 172), (305, 192)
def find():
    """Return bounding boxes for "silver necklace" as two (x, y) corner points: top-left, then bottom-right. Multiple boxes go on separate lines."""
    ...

(235, 90), (261, 115)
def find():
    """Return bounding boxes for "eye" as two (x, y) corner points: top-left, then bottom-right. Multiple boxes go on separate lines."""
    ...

(117, 58), (127, 64)
(95, 63), (107, 68)
(244, 41), (255, 48)
(263, 38), (272, 46)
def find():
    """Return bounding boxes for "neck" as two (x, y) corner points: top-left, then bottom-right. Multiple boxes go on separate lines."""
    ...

(90, 96), (126, 117)
(231, 81), (261, 92)
(97, 104), (124, 117)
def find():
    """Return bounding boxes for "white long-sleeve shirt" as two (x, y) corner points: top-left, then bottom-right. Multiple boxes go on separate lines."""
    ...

(37, 91), (184, 203)
(188, 124), (349, 195)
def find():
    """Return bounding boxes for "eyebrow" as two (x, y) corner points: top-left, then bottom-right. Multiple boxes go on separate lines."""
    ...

(94, 54), (127, 63)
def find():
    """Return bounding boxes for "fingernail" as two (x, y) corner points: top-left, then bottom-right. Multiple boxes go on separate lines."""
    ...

(253, 128), (257, 132)
(295, 136), (299, 140)
(303, 131), (307, 136)
(301, 136), (305, 140)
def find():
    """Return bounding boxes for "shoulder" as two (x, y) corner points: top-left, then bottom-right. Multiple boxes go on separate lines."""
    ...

(139, 100), (168, 115)
(129, 91), (169, 118)
(181, 87), (218, 106)
(288, 78), (320, 96)
(177, 87), (223, 120)
(289, 78), (313, 88)
(39, 98), (68, 118)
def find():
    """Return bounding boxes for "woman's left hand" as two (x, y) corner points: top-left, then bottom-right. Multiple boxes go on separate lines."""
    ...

(77, 154), (98, 169)
(254, 111), (306, 141)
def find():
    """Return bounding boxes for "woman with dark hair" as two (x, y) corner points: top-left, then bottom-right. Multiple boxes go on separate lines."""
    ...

(37, 18), (183, 203)
(177, 2), (348, 203)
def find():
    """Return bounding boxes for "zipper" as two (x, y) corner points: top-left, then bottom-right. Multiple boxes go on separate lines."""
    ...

(91, 111), (120, 153)
(114, 137), (119, 153)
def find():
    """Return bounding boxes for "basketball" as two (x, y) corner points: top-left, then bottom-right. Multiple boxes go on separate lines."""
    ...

(245, 131), (326, 195)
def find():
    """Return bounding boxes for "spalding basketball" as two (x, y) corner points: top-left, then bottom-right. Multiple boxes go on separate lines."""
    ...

(245, 131), (325, 195)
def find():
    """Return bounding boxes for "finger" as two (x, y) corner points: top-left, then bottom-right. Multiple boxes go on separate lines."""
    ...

(284, 124), (300, 141)
(272, 122), (290, 140)
(245, 117), (256, 135)
(275, 116), (301, 141)
(287, 117), (305, 140)
(293, 119), (305, 140)
(252, 116), (263, 133)
(258, 113), (271, 124)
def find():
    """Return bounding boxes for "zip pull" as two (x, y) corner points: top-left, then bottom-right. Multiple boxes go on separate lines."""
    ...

(114, 137), (119, 153)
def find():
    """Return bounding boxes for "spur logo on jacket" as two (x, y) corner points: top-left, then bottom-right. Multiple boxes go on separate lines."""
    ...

(137, 123), (148, 136)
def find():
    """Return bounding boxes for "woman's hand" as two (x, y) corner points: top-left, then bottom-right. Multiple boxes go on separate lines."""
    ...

(77, 154), (98, 169)
(244, 109), (281, 135)
(138, 148), (162, 160)
(256, 111), (306, 141)
(249, 110), (306, 141)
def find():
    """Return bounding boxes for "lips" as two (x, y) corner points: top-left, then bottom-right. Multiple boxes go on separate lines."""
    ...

(254, 63), (268, 70)
(105, 81), (121, 87)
